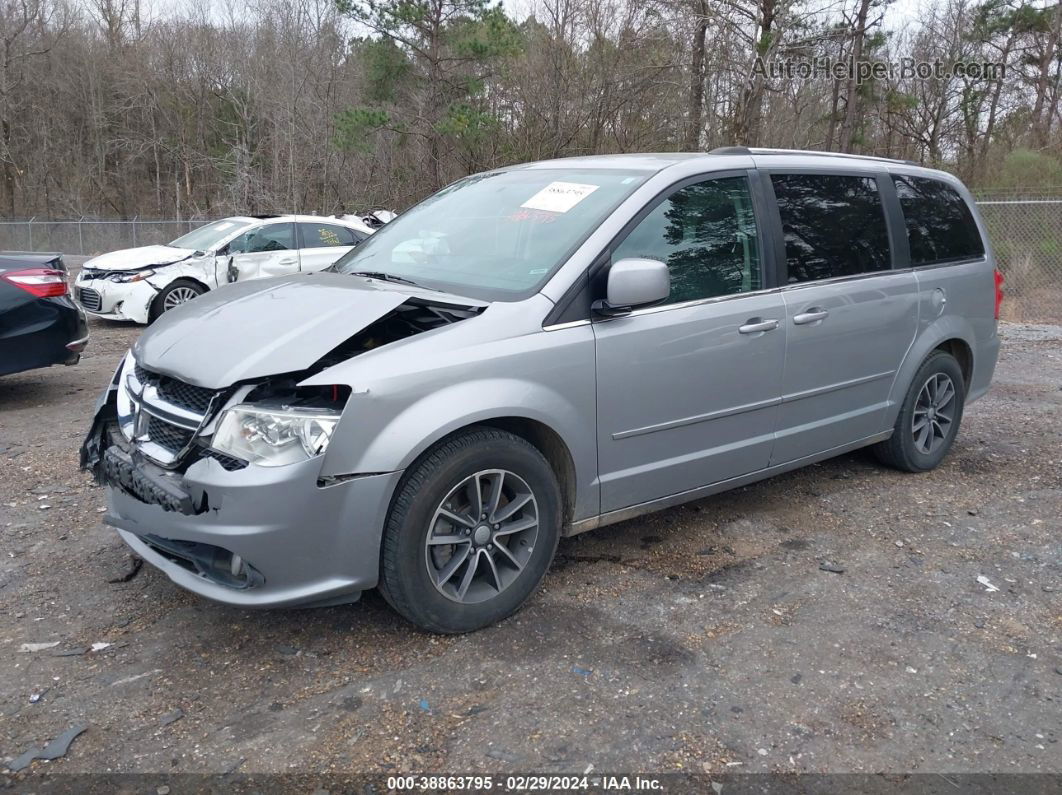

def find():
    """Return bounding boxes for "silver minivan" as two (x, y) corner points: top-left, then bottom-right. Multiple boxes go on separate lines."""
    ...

(82, 149), (1002, 633)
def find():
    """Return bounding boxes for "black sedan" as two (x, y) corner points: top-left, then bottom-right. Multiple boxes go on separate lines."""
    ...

(1, 252), (89, 376)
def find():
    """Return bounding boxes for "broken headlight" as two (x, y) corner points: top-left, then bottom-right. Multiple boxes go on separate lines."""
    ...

(108, 269), (156, 283)
(210, 404), (340, 467)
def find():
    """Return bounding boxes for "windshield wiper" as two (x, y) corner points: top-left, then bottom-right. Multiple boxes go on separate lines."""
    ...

(345, 270), (434, 290)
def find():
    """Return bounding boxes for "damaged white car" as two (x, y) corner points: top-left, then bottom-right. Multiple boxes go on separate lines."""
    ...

(74, 214), (376, 323)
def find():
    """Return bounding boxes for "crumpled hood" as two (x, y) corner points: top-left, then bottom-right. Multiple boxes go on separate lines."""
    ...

(133, 272), (471, 389)
(85, 245), (195, 271)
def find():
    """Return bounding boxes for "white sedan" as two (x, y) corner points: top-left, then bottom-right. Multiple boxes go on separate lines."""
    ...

(74, 214), (376, 323)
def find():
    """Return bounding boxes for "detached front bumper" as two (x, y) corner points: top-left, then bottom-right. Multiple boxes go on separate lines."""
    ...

(90, 420), (402, 608)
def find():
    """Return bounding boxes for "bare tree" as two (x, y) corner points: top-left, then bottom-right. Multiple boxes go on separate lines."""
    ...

(0, 0), (1059, 221)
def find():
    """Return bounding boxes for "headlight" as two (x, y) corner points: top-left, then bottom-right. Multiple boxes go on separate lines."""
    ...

(115, 350), (137, 440)
(210, 404), (340, 467)
(109, 269), (155, 283)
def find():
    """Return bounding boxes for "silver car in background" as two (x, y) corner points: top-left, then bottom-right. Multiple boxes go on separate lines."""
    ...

(82, 149), (1001, 633)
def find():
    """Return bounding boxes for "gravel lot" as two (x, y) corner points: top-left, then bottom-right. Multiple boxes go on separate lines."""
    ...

(1, 263), (1060, 781)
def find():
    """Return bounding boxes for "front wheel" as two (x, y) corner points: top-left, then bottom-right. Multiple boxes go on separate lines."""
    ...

(378, 427), (562, 633)
(873, 350), (966, 472)
(149, 279), (206, 322)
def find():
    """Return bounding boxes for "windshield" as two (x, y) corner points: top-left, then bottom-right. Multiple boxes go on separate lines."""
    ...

(333, 169), (650, 299)
(170, 219), (254, 251)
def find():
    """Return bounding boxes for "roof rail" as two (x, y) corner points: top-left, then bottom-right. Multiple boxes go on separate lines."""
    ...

(709, 146), (751, 155)
(744, 147), (920, 167)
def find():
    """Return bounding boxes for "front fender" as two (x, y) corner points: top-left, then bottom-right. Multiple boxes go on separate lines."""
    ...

(309, 311), (599, 522)
(323, 377), (598, 522)
(145, 258), (219, 293)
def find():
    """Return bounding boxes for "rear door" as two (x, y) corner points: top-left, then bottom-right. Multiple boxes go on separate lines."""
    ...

(296, 222), (366, 272)
(594, 171), (786, 512)
(226, 221), (298, 282)
(764, 170), (919, 463)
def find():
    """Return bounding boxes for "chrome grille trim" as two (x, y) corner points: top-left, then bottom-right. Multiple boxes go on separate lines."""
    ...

(133, 364), (216, 415)
(139, 386), (205, 429)
(119, 356), (224, 468)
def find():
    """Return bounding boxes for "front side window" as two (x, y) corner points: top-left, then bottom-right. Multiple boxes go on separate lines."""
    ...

(771, 173), (891, 283)
(333, 169), (650, 300)
(893, 175), (985, 265)
(299, 223), (360, 248)
(611, 175), (761, 304)
(234, 223), (294, 254)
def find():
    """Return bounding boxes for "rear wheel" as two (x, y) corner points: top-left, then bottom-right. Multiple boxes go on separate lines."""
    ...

(378, 427), (562, 633)
(149, 279), (206, 322)
(873, 351), (965, 472)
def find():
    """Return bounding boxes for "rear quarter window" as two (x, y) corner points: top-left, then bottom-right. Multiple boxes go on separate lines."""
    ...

(298, 223), (360, 248)
(892, 175), (985, 265)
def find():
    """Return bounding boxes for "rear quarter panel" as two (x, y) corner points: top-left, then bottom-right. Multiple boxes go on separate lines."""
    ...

(884, 172), (1000, 420)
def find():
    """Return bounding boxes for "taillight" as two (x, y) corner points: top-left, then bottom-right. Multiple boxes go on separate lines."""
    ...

(993, 268), (1004, 320)
(2, 268), (68, 298)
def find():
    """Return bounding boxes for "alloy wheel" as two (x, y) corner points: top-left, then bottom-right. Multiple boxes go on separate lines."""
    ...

(912, 372), (956, 454)
(163, 286), (200, 311)
(424, 469), (539, 604)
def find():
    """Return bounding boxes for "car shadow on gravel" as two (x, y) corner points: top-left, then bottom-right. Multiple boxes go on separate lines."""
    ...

(0, 371), (94, 409)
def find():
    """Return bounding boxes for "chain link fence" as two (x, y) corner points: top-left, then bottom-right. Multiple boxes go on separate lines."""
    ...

(1, 203), (1060, 323)
(0, 217), (216, 257)
(977, 200), (1062, 324)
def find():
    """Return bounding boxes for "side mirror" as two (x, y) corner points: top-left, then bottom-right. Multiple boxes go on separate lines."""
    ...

(596, 258), (670, 316)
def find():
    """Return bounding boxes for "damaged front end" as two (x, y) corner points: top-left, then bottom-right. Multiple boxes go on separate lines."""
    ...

(75, 267), (161, 323)
(75, 247), (205, 323)
(81, 290), (482, 520)
(80, 353), (243, 516)
(81, 277), (483, 601)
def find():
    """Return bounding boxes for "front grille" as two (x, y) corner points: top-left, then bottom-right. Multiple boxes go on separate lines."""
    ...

(135, 364), (215, 415)
(124, 360), (227, 467)
(145, 415), (194, 454)
(203, 449), (248, 471)
(158, 378), (215, 414)
(78, 287), (102, 312)
(134, 362), (155, 385)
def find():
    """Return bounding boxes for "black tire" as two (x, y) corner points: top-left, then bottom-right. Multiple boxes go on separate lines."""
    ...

(378, 427), (562, 634)
(873, 350), (966, 472)
(149, 279), (207, 322)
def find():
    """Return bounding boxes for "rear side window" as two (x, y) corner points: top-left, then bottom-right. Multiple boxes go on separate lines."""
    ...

(298, 223), (361, 248)
(771, 173), (891, 283)
(892, 175), (985, 265)
(611, 175), (761, 304)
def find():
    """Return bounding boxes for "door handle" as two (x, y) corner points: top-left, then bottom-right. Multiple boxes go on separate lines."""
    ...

(738, 318), (780, 334)
(793, 308), (829, 325)
(278, 256), (297, 266)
